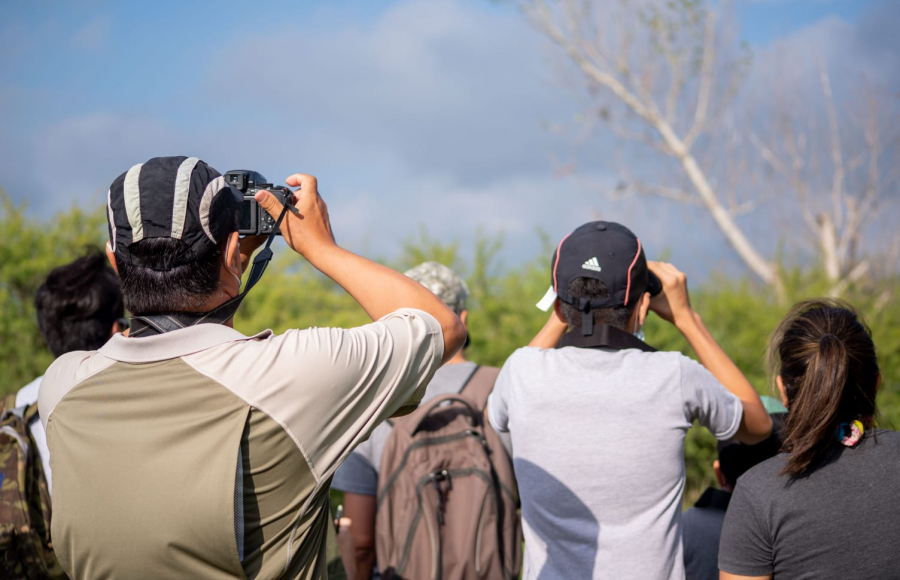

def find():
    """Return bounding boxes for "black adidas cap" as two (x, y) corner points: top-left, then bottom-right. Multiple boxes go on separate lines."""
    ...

(106, 156), (241, 268)
(537, 221), (662, 316)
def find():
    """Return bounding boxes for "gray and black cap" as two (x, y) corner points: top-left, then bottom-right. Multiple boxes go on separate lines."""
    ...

(107, 156), (241, 268)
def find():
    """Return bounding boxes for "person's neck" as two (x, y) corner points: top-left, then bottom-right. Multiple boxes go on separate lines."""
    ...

(186, 292), (237, 327)
(445, 350), (468, 365)
(127, 289), (237, 336)
(190, 289), (235, 317)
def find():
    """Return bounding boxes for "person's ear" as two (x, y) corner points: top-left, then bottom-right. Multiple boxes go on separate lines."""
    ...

(553, 299), (567, 324)
(105, 241), (119, 274)
(776, 375), (789, 408)
(224, 231), (241, 277)
(713, 460), (731, 492)
(638, 292), (651, 327)
(459, 310), (468, 329)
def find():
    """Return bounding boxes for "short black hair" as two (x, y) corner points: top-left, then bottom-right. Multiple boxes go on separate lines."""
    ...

(35, 252), (124, 357)
(116, 237), (224, 315)
(559, 277), (634, 331)
(716, 414), (786, 487)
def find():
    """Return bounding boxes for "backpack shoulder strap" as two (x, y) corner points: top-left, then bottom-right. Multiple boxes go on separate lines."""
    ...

(459, 365), (500, 411)
(2, 392), (17, 411)
(22, 402), (40, 424)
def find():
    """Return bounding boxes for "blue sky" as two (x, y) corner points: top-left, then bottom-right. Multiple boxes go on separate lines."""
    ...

(1, 0), (895, 280)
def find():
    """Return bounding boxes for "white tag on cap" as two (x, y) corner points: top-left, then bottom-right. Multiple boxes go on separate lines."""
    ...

(536, 285), (557, 312)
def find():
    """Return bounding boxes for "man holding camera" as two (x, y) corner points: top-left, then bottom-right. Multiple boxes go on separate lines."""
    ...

(38, 156), (466, 580)
(486, 221), (772, 580)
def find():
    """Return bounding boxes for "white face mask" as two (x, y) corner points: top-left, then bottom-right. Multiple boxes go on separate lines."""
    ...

(633, 317), (645, 342)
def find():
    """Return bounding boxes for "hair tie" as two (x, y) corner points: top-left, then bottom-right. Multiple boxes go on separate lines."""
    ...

(836, 420), (864, 447)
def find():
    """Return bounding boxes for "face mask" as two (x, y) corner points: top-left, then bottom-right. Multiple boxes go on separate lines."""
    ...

(633, 318), (645, 342)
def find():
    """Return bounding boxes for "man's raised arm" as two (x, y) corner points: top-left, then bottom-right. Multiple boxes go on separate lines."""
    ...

(255, 173), (466, 364)
(648, 261), (772, 444)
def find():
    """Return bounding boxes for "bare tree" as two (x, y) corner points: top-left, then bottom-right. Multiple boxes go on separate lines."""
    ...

(750, 68), (900, 295)
(525, 0), (900, 297)
(525, 0), (783, 292)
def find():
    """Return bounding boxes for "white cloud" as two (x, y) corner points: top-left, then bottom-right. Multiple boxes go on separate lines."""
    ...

(202, 0), (575, 186)
(20, 113), (183, 208)
(2, 0), (895, 280)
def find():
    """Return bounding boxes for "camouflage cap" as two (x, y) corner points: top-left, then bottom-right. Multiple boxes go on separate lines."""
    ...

(404, 261), (469, 315)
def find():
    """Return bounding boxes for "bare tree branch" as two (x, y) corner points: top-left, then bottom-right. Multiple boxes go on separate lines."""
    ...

(526, 0), (785, 293)
(749, 132), (788, 175)
(630, 182), (702, 206)
(829, 258), (869, 298)
(528, 1), (656, 122)
(819, 63), (846, 230)
(684, 10), (716, 150)
(728, 200), (756, 217)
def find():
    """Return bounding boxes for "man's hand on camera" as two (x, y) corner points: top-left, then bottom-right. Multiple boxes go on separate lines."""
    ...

(648, 261), (694, 328)
(255, 173), (336, 258)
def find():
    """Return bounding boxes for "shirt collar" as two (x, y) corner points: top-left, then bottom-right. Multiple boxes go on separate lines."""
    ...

(99, 323), (273, 363)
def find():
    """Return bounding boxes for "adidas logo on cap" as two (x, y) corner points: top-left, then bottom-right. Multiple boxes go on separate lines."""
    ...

(582, 257), (602, 272)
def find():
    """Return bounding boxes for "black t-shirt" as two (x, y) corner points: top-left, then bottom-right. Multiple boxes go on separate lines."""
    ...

(719, 430), (900, 579)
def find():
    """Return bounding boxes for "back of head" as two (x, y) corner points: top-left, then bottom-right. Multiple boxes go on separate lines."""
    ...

(117, 238), (224, 315)
(768, 299), (879, 477)
(560, 278), (632, 330)
(546, 221), (661, 333)
(35, 252), (124, 357)
(404, 261), (469, 316)
(106, 156), (241, 315)
(717, 413), (786, 488)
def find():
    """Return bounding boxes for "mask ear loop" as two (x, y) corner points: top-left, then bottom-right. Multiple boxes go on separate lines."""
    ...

(190, 201), (292, 325)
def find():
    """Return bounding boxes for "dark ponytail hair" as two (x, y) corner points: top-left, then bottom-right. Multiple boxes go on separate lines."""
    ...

(768, 299), (879, 477)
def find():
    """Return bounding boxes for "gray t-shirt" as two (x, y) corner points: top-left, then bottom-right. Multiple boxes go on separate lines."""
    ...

(488, 346), (742, 580)
(719, 430), (900, 579)
(332, 361), (510, 496)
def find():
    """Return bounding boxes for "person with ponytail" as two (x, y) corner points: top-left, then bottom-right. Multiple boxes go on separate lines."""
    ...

(718, 299), (900, 580)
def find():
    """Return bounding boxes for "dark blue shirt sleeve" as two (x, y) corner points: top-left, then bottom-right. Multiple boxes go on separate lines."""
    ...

(331, 452), (378, 496)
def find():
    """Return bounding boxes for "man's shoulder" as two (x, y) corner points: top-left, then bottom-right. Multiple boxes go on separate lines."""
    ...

(39, 350), (116, 423)
(43, 350), (112, 386)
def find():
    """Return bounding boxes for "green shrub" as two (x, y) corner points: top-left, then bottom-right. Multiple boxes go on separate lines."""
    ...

(3, 199), (898, 508)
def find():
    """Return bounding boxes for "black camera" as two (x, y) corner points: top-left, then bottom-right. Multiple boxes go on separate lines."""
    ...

(224, 170), (292, 236)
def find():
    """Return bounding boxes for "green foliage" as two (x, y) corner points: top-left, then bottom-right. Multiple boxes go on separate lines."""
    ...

(0, 192), (108, 391)
(3, 201), (899, 510)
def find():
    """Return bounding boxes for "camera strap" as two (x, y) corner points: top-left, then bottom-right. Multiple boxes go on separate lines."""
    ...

(129, 203), (291, 337)
(557, 324), (656, 352)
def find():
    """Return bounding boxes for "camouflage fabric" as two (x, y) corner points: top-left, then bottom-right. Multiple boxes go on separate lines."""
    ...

(403, 261), (470, 315)
(0, 394), (67, 579)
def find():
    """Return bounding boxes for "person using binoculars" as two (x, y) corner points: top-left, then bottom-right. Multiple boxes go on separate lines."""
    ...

(486, 221), (772, 580)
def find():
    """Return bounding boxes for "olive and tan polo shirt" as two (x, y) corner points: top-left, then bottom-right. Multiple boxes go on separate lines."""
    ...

(38, 308), (443, 580)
